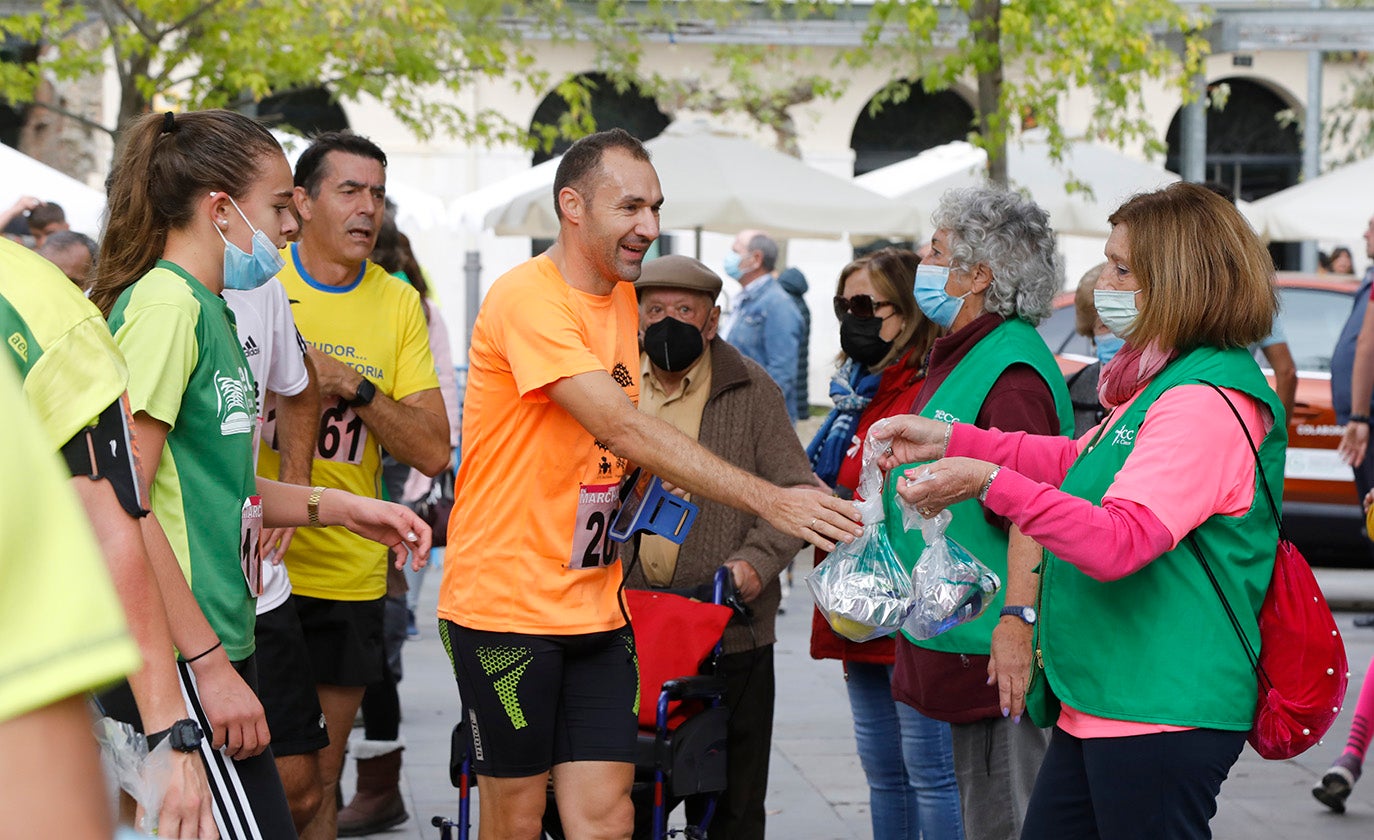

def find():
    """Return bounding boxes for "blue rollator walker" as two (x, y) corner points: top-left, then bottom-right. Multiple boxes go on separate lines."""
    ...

(434, 475), (732, 839)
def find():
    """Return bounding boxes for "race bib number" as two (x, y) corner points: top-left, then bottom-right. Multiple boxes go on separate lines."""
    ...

(241, 495), (263, 597)
(569, 482), (619, 570)
(317, 398), (369, 464)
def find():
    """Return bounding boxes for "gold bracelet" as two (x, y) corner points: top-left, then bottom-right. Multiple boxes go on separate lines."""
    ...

(307, 486), (326, 527)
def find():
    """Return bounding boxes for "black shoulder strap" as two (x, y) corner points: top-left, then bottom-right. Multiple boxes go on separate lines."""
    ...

(1197, 380), (1285, 539)
(1186, 380), (1277, 688)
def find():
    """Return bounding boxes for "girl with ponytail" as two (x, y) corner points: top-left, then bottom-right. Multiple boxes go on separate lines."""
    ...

(93, 110), (432, 838)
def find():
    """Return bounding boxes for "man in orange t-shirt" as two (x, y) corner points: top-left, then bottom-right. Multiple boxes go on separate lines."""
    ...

(438, 128), (860, 840)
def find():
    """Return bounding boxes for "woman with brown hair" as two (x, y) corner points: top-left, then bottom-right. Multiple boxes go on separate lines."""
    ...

(807, 247), (960, 840)
(90, 109), (432, 838)
(876, 182), (1283, 839)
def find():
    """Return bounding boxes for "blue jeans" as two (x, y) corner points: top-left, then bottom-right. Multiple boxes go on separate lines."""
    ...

(845, 661), (964, 840)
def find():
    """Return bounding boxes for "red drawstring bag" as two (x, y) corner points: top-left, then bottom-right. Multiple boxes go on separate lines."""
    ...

(1248, 540), (1349, 758)
(1192, 384), (1348, 760)
(626, 589), (733, 730)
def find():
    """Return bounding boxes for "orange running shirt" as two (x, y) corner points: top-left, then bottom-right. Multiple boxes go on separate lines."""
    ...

(438, 255), (640, 634)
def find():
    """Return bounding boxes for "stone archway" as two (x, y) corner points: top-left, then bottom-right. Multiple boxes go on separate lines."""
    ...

(1165, 76), (1301, 266)
(849, 81), (976, 177)
(251, 87), (351, 136)
(1164, 76), (1301, 202)
(528, 72), (670, 167)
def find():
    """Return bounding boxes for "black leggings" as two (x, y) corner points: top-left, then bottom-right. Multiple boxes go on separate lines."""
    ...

(1021, 725), (1246, 840)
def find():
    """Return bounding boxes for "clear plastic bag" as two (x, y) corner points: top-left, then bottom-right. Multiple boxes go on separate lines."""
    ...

(95, 716), (173, 835)
(899, 496), (1001, 640)
(806, 435), (914, 642)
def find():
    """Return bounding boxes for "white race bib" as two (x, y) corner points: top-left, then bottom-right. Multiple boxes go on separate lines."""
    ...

(240, 495), (263, 596)
(569, 482), (619, 570)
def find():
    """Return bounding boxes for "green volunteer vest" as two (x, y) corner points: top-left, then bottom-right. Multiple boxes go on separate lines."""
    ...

(884, 317), (1073, 654)
(1031, 346), (1283, 729)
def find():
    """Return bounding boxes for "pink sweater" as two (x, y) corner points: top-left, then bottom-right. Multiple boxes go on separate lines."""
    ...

(950, 383), (1272, 737)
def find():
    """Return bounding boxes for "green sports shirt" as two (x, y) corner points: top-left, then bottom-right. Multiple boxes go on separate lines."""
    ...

(108, 261), (260, 661)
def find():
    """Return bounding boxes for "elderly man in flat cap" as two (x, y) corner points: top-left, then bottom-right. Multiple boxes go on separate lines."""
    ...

(628, 255), (813, 840)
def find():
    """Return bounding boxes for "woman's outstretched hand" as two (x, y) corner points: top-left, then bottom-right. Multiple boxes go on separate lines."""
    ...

(870, 416), (951, 471)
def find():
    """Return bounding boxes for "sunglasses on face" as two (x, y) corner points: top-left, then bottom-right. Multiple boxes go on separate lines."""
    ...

(833, 294), (894, 320)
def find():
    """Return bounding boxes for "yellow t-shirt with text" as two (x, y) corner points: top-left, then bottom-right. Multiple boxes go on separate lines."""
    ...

(259, 245), (439, 600)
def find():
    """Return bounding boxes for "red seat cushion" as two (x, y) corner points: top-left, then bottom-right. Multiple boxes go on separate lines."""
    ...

(627, 589), (733, 730)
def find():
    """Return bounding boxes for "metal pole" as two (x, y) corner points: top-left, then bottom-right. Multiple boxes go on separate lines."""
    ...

(1301, 1), (1323, 272)
(464, 249), (481, 353)
(1179, 64), (1208, 184)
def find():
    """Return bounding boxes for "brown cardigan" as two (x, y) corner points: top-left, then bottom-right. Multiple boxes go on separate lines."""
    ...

(625, 339), (811, 654)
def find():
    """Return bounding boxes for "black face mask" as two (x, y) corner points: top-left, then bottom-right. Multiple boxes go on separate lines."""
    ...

(643, 316), (705, 373)
(840, 313), (893, 367)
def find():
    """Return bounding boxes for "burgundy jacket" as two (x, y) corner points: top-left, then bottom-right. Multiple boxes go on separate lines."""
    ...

(891, 313), (1060, 723)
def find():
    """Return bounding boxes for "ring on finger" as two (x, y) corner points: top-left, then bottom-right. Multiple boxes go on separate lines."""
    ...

(808, 517), (817, 529)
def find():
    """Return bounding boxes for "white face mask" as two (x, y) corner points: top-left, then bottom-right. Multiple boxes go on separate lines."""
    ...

(1094, 288), (1141, 337)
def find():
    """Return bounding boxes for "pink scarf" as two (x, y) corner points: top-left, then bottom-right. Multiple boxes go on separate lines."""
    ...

(1097, 341), (1178, 408)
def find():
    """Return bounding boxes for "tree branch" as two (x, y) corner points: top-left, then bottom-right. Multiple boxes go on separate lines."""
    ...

(23, 101), (116, 139)
(101, 0), (158, 44)
(164, 0), (233, 40)
(95, 0), (134, 95)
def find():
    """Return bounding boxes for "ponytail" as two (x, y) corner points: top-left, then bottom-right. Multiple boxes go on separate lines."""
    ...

(90, 109), (281, 316)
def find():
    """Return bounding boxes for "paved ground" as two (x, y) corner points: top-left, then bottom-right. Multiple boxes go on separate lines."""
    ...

(344, 560), (1374, 840)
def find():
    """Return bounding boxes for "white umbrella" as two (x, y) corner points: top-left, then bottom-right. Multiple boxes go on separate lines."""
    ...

(856, 132), (1180, 238)
(1246, 156), (1374, 242)
(450, 157), (563, 235)
(482, 120), (926, 240)
(270, 129), (454, 232)
(854, 141), (984, 240)
(0, 144), (107, 237)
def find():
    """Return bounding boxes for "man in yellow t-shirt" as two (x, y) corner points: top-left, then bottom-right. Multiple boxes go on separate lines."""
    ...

(438, 128), (861, 839)
(259, 131), (449, 838)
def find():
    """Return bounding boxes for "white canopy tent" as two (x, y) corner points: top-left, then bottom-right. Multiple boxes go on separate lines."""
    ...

(451, 157), (563, 235)
(855, 133), (1180, 239)
(0, 144), (107, 237)
(478, 120), (927, 241)
(1245, 156), (1374, 243)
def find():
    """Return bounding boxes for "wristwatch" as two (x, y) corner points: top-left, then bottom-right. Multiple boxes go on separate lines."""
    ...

(147, 718), (203, 753)
(347, 377), (377, 408)
(1000, 605), (1038, 626)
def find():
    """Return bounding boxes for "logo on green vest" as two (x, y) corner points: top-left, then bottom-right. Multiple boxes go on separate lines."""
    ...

(933, 408), (959, 423)
(1112, 427), (1136, 446)
(215, 367), (255, 436)
(7, 332), (27, 362)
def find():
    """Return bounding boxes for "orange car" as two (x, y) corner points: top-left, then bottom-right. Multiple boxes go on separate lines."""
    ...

(1036, 273), (1368, 566)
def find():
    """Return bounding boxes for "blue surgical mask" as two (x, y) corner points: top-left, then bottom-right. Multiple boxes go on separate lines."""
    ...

(216, 194), (285, 291)
(1093, 289), (1141, 337)
(723, 251), (744, 281)
(1095, 333), (1125, 366)
(913, 263), (968, 329)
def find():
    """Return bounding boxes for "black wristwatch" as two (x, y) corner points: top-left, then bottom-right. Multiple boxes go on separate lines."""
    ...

(1350, 414), (1370, 424)
(1000, 605), (1038, 626)
(147, 718), (203, 753)
(347, 377), (377, 408)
